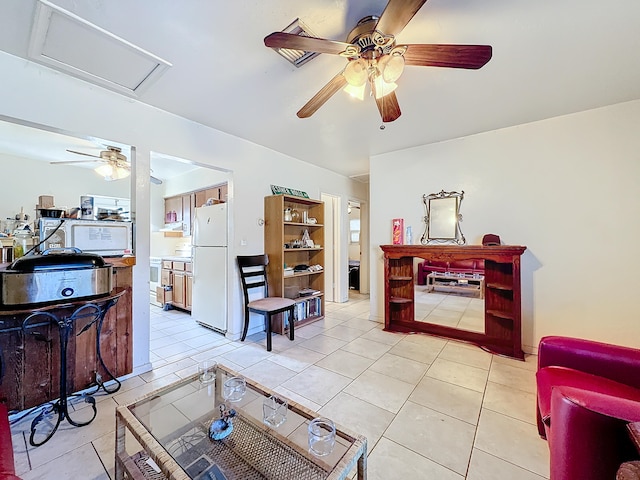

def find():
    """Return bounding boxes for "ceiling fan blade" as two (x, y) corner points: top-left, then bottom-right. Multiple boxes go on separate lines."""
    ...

(66, 149), (101, 158)
(404, 44), (492, 69)
(375, 0), (428, 37)
(375, 91), (402, 123)
(297, 72), (348, 118)
(50, 160), (103, 165)
(265, 32), (353, 56)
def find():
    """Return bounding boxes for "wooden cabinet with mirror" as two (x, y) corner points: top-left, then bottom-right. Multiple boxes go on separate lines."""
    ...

(381, 244), (526, 359)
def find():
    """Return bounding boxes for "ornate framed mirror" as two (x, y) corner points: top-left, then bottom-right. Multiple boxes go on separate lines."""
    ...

(421, 190), (465, 245)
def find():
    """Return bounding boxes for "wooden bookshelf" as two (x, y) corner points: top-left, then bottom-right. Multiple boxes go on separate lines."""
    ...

(264, 195), (325, 333)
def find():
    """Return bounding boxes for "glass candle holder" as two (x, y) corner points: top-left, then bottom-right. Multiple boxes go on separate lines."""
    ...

(308, 417), (336, 457)
(198, 359), (216, 384)
(222, 376), (246, 403)
(263, 395), (288, 428)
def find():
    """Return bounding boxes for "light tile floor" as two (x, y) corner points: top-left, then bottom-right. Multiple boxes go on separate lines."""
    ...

(9, 292), (549, 479)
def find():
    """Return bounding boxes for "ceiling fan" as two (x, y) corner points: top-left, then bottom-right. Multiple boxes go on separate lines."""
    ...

(264, 0), (492, 123)
(51, 146), (163, 184)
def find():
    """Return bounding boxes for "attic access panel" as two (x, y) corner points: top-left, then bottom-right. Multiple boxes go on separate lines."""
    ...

(28, 0), (171, 96)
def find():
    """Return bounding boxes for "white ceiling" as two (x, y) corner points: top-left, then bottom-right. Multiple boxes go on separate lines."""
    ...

(0, 0), (639, 179)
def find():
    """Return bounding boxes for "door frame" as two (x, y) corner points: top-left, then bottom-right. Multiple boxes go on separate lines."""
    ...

(321, 193), (343, 302)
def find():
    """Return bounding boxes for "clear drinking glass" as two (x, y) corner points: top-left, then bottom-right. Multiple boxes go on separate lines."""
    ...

(198, 359), (217, 384)
(222, 376), (246, 402)
(263, 395), (287, 428)
(308, 417), (336, 457)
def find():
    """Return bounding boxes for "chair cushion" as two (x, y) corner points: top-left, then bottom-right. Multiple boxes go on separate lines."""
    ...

(537, 366), (640, 422)
(248, 297), (295, 312)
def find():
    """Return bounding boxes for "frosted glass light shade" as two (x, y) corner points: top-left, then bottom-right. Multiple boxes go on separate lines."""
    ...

(343, 58), (367, 86)
(378, 54), (405, 83)
(95, 163), (130, 181)
(343, 83), (366, 100)
(372, 75), (398, 99)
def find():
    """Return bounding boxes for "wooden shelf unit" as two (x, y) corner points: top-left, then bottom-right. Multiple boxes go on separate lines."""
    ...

(264, 195), (325, 333)
(380, 244), (527, 360)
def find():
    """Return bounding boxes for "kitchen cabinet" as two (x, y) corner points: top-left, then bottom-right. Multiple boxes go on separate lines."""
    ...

(172, 272), (186, 309)
(164, 194), (194, 236)
(158, 259), (192, 312)
(161, 267), (171, 285)
(194, 183), (228, 207)
(163, 183), (227, 238)
(164, 184), (227, 238)
(182, 193), (193, 236)
(185, 274), (193, 310)
(164, 196), (183, 224)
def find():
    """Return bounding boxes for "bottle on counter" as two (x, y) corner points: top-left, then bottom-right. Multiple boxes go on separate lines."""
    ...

(13, 230), (31, 259)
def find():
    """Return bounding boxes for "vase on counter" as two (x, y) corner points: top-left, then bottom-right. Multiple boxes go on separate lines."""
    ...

(13, 230), (31, 259)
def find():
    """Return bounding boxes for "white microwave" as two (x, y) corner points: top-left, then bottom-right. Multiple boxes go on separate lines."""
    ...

(39, 218), (133, 257)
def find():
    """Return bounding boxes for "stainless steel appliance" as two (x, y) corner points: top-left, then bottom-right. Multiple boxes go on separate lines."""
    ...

(0, 250), (113, 306)
(191, 203), (227, 332)
(39, 218), (133, 257)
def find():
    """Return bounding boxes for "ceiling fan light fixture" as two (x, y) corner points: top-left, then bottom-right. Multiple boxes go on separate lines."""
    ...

(343, 58), (367, 86)
(343, 83), (366, 100)
(372, 75), (398, 99)
(95, 163), (130, 181)
(378, 54), (405, 83)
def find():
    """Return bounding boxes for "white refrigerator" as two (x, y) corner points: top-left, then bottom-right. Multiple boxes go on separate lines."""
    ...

(191, 203), (228, 332)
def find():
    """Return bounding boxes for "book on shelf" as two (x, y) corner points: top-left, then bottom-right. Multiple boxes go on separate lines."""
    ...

(298, 288), (320, 297)
(283, 297), (323, 328)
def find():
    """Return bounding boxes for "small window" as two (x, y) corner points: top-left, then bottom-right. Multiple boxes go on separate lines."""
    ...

(350, 218), (360, 243)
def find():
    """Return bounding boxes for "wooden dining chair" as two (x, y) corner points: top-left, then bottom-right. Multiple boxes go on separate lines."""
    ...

(236, 254), (295, 351)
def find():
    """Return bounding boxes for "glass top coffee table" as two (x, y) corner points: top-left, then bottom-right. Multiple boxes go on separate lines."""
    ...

(115, 363), (367, 480)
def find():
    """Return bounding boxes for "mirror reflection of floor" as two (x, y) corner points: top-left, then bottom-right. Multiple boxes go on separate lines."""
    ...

(414, 284), (484, 333)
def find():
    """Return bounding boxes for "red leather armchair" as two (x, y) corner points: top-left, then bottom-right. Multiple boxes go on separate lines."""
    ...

(536, 336), (640, 480)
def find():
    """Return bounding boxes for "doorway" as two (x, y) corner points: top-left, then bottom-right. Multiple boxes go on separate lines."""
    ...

(149, 152), (232, 330)
(348, 201), (361, 292)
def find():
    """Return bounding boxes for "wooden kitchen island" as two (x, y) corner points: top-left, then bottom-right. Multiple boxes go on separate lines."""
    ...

(0, 256), (134, 412)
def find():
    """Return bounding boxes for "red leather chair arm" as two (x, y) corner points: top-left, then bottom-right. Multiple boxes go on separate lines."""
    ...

(0, 403), (19, 479)
(548, 386), (640, 480)
(538, 336), (640, 390)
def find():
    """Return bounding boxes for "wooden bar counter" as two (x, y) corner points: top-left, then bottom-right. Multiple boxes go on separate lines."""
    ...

(0, 256), (135, 411)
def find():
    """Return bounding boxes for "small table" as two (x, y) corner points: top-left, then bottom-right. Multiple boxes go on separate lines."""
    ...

(426, 272), (485, 298)
(115, 364), (367, 480)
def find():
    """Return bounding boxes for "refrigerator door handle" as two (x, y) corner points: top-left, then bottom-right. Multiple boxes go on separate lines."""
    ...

(192, 249), (197, 284)
(192, 210), (199, 246)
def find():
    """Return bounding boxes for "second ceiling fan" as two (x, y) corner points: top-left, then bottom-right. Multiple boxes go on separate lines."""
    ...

(52, 146), (163, 184)
(264, 0), (492, 123)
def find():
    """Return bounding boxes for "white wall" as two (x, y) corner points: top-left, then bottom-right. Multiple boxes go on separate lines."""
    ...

(162, 165), (229, 200)
(370, 100), (640, 352)
(0, 51), (367, 372)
